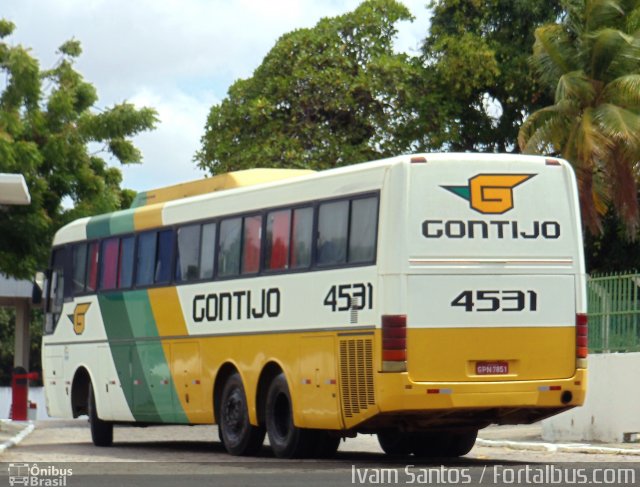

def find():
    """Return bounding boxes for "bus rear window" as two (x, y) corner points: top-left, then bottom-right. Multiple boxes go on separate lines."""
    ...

(348, 197), (377, 263)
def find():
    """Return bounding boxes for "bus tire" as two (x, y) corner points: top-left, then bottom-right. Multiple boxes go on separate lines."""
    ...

(443, 430), (477, 457)
(409, 431), (446, 457)
(219, 372), (265, 456)
(377, 431), (412, 456)
(265, 373), (313, 458)
(88, 385), (113, 447)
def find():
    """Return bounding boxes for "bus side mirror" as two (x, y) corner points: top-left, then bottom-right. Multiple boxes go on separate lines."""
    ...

(32, 270), (48, 306)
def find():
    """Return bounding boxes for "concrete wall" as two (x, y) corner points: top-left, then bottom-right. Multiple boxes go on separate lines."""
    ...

(0, 387), (52, 420)
(542, 352), (640, 443)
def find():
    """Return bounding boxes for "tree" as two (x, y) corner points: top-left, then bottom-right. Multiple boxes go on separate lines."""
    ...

(196, 0), (420, 174)
(417, 0), (563, 152)
(0, 20), (157, 279)
(519, 0), (640, 236)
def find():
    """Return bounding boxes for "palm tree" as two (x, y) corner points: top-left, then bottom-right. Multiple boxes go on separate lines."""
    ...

(519, 0), (640, 236)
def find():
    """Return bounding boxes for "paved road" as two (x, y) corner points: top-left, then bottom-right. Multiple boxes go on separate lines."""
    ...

(1, 420), (638, 486)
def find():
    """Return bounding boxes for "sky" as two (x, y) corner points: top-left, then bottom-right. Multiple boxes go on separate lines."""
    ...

(3, 0), (431, 193)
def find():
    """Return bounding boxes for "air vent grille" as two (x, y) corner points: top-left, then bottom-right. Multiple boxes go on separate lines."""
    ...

(339, 338), (375, 418)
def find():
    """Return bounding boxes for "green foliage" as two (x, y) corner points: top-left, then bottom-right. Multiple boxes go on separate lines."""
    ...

(585, 209), (640, 273)
(196, 0), (420, 173)
(519, 0), (640, 236)
(0, 21), (158, 279)
(418, 0), (563, 152)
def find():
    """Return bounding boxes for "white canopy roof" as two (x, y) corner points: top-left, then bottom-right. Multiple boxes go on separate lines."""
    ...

(0, 174), (30, 205)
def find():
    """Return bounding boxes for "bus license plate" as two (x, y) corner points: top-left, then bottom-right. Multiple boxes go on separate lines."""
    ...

(476, 361), (509, 375)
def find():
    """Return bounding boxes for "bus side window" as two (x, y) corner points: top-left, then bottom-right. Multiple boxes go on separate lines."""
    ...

(46, 248), (65, 333)
(72, 243), (87, 294)
(99, 237), (120, 290)
(218, 218), (242, 278)
(348, 196), (378, 264)
(291, 207), (312, 269)
(86, 242), (99, 292)
(118, 236), (135, 288)
(199, 223), (216, 280)
(136, 231), (157, 287)
(155, 229), (174, 284)
(317, 200), (349, 266)
(242, 215), (262, 274)
(176, 224), (201, 282)
(265, 209), (291, 271)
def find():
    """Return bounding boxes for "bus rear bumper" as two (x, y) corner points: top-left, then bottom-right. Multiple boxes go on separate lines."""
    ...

(369, 368), (586, 428)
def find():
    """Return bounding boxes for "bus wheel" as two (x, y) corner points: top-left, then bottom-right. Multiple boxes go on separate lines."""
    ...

(88, 385), (113, 447)
(265, 373), (313, 458)
(409, 431), (446, 457)
(377, 431), (412, 456)
(442, 430), (477, 457)
(219, 373), (265, 456)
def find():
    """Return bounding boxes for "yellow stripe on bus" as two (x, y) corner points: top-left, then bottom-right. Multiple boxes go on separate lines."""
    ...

(134, 204), (164, 231)
(147, 287), (202, 422)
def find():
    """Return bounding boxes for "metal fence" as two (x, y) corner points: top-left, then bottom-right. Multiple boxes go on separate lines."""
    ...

(588, 272), (640, 353)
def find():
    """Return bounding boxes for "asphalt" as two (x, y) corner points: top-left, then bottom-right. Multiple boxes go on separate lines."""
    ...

(1, 420), (639, 456)
(0, 419), (34, 453)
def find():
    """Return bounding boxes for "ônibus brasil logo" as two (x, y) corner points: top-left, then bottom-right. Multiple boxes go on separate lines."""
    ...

(442, 174), (535, 215)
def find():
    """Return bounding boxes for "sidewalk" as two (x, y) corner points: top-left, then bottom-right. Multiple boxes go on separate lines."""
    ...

(478, 424), (640, 455)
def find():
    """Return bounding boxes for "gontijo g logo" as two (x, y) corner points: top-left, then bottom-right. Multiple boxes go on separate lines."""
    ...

(442, 174), (534, 214)
(68, 303), (91, 335)
(423, 172), (561, 240)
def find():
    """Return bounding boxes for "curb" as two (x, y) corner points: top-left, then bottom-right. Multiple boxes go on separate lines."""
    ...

(0, 420), (35, 454)
(476, 438), (640, 456)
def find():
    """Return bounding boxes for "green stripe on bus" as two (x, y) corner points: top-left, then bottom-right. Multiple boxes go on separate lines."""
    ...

(109, 209), (136, 236)
(98, 291), (188, 423)
(87, 210), (135, 239)
(86, 214), (111, 239)
(130, 192), (147, 209)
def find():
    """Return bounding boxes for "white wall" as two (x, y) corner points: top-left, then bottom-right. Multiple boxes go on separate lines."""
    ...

(542, 353), (640, 443)
(0, 387), (52, 420)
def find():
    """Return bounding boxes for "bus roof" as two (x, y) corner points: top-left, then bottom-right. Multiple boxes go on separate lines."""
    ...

(53, 154), (568, 246)
(130, 168), (315, 208)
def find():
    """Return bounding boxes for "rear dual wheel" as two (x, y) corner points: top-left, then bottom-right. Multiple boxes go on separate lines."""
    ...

(377, 429), (477, 458)
(266, 373), (340, 459)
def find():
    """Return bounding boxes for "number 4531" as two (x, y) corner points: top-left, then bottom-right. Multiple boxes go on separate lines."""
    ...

(451, 290), (537, 312)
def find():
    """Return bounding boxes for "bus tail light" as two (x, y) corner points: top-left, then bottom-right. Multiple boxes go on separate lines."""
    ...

(576, 313), (588, 359)
(382, 315), (407, 372)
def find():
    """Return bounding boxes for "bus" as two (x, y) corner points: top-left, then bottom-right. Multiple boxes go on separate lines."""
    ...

(41, 153), (587, 458)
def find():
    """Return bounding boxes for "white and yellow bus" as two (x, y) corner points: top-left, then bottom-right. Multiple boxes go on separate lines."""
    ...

(42, 153), (587, 458)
